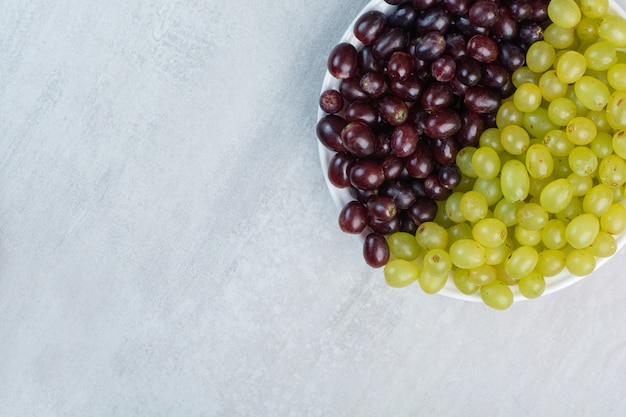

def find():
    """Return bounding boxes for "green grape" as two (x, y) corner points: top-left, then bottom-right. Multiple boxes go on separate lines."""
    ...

(473, 178), (503, 207)
(568, 146), (598, 176)
(529, 176), (554, 197)
(472, 146), (501, 179)
(607, 63), (626, 91)
(453, 268), (478, 295)
(544, 24), (576, 50)
(566, 116), (598, 145)
(434, 200), (454, 229)
(539, 70), (568, 102)
(481, 280), (514, 310)
(556, 51), (587, 83)
(496, 101), (524, 128)
(468, 264), (498, 286)
(583, 41), (616, 71)
(526, 41), (556, 73)
(565, 248), (597, 276)
(553, 156), (574, 179)
(580, 0), (608, 18)
(501, 125), (531, 156)
(505, 245), (539, 280)
(423, 248), (452, 276)
(384, 259), (420, 288)
(584, 68), (609, 86)
(567, 173), (594, 196)
(523, 108), (558, 138)
(456, 147), (478, 178)
(556, 195), (583, 222)
(537, 249), (567, 277)
(590, 230), (617, 257)
(599, 154), (626, 188)
(518, 272), (546, 299)
(388, 232), (421, 261)
(583, 183), (614, 216)
(448, 222), (473, 243)
(415, 222), (449, 250)
(485, 239), (515, 265)
(540, 178), (574, 213)
(573, 77), (610, 112)
(544, 129), (575, 157)
(576, 16), (600, 42)
(586, 110), (612, 133)
(548, 0), (582, 28)
(542, 218), (568, 249)
(597, 15), (626, 48)
(566, 213), (600, 248)
(418, 269), (448, 294)
(514, 83), (543, 113)
(445, 192), (465, 223)
(565, 85), (590, 117)
(449, 239), (486, 269)
(472, 218), (508, 248)
(512, 67), (541, 88)
(479, 128), (504, 153)
(607, 91), (626, 130)
(516, 203), (549, 230)
(460, 191), (488, 222)
(590, 131), (614, 158)
(547, 98), (577, 126)
(514, 225), (542, 246)
(614, 185), (625, 203)
(501, 160), (530, 203)
(612, 130), (626, 159)
(601, 203), (626, 234)
(494, 199), (524, 227)
(525, 144), (554, 180)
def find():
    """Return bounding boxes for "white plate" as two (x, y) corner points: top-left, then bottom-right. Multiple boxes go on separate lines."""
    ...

(318, 0), (626, 302)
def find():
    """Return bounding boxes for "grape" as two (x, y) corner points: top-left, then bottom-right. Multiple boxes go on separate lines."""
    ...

(547, 98), (577, 126)
(568, 173), (594, 196)
(526, 41), (556, 73)
(430, 55), (457, 82)
(580, 0), (608, 19)
(456, 58), (482, 87)
(438, 163), (462, 189)
(544, 129), (575, 157)
(566, 213), (600, 249)
(505, 245), (539, 280)
(415, 31), (447, 61)
(424, 109), (462, 139)
(607, 91), (626, 130)
(599, 154), (626, 189)
(390, 123), (419, 157)
(525, 144), (554, 179)
(537, 249), (567, 276)
(338, 201), (368, 234)
(510, 0), (533, 20)
(460, 190), (488, 222)
(341, 122), (377, 157)
(419, 269), (449, 294)
(568, 146), (598, 177)
(556, 51), (587, 83)
(405, 144), (435, 178)
(607, 63), (626, 91)
(424, 172), (453, 200)
(498, 42), (526, 71)
(388, 232), (421, 261)
(456, 146), (478, 177)
(512, 66), (541, 88)
(415, 6), (451, 35)
(515, 225), (542, 246)
(597, 15), (626, 48)
(584, 41), (617, 71)
(453, 268), (479, 295)
(412, 0), (438, 11)
(481, 280), (514, 310)
(519, 22), (544, 45)
(464, 87), (501, 114)
(360, 71), (387, 97)
(421, 82), (453, 113)
(472, 218), (508, 248)
(378, 95), (409, 126)
(354, 11), (388, 45)
(574, 77), (610, 112)
(389, 3), (418, 29)
(368, 215), (401, 235)
(408, 197), (438, 225)
(316, 115), (347, 153)
(390, 76), (424, 101)
(494, 199), (524, 227)
(345, 102), (378, 126)
(350, 159), (385, 190)
(472, 147), (500, 179)
(328, 152), (355, 188)
(601, 204), (626, 234)
(565, 248), (596, 276)
(577, 16), (600, 42)
(539, 70), (567, 102)
(468, 264), (498, 286)
(517, 203), (549, 230)
(468, 0), (500, 28)
(423, 248), (453, 276)
(416, 221), (450, 250)
(473, 177), (503, 206)
(327, 43), (359, 79)
(367, 195), (398, 222)
(540, 178), (574, 213)
(380, 155), (404, 182)
(373, 27), (408, 60)
(590, 231), (617, 258)
(583, 184), (613, 216)
(456, 111), (485, 146)
(501, 160), (530, 203)
(450, 239), (486, 269)
(467, 35), (499, 63)
(380, 181), (418, 210)
(384, 259), (420, 288)
(519, 272), (546, 299)
(358, 46), (385, 74)
(513, 83), (542, 113)
(543, 24), (576, 50)
(492, 8), (518, 40)
(500, 124), (530, 155)
(481, 63), (511, 89)
(547, 0), (582, 29)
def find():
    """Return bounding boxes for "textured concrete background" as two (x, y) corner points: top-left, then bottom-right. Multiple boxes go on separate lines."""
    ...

(1, 0), (626, 416)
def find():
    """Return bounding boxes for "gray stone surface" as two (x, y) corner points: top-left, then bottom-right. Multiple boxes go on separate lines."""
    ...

(1, 1), (626, 416)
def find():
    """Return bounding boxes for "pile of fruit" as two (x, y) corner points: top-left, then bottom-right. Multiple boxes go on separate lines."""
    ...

(316, 0), (626, 309)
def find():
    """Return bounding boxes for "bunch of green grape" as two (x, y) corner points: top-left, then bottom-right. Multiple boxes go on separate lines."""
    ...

(384, 0), (626, 310)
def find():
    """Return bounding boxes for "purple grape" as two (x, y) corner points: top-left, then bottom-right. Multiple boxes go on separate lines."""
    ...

(345, 102), (378, 126)
(498, 42), (526, 71)
(363, 233), (390, 268)
(431, 137), (459, 165)
(529, 0), (549, 22)
(328, 152), (355, 188)
(368, 216), (401, 235)
(341, 121), (377, 157)
(464, 86), (501, 114)
(431, 55), (456, 82)
(408, 197), (438, 224)
(378, 95), (409, 126)
(423, 172), (453, 200)
(424, 109), (462, 139)
(373, 27), (408, 60)
(519, 22), (544, 45)
(367, 195), (398, 221)
(415, 31), (446, 61)
(354, 11), (388, 45)
(339, 76), (369, 102)
(327, 43), (358, 79)
(481, 63), (511, 88)
(317, 115), (347, 152)
(358, 46), (385, 74)
(391, 123), (420, 157)
(455, 111), (485, 147)
(388, 3), (418, 29)
(469, 0), (500, 28)
(338, 201), (368, 234)
(456, 58), (482, 87)
(360, 71), (388, 97)
(379, 181), (417, 209)
(372, 131), (393, 159)
(404, 141), (435, 178)
(387, 51), (414, 81)
(492, 8), (518, 41)
(350, 159), (385, 190)
(438, 163), (462, 189)
(412, 0), (438, 11)
(390, 76), (424, 101)
(467, 35), (499, 63)
(443, 0), (470, 16)
(445, 32), (467, 60)
(319, 89), (344, 114)
(381, 155), (405, 181)
(510, 0), (533, 19)
(421, 82), (453, 113)
(415, 6), (451, 35)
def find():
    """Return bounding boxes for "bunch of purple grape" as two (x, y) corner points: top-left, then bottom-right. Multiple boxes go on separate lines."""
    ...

(316, 0), (550, 267)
